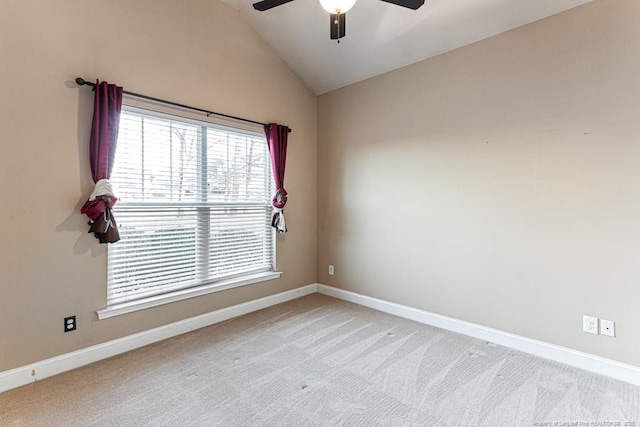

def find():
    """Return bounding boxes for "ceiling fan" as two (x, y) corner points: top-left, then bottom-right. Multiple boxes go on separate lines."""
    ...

(252, 0), (425, 42)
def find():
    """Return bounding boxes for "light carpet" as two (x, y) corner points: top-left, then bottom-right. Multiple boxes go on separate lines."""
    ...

(1, 294), (639, 426)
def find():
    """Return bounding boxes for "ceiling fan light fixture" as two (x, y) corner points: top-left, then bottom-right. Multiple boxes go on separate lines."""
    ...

(319, 0), (357, 14)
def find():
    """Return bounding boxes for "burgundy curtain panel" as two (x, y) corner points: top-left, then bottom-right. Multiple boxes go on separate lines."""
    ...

(80, 81), (124, 243)
(264, 123), (289, 233)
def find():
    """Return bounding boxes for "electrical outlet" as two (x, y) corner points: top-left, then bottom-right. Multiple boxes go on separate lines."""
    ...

(64, 316), (76, 332)
(328, 265), (334, 276)
(600, 319), (615, 337)
(583, 315), (598, 334)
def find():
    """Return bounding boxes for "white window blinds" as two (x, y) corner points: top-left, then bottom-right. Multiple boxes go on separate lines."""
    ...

(107, 107), (273, 306)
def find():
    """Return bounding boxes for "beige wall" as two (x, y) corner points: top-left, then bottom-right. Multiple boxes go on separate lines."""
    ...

(0, 0), (317, 372)
(318, 0), (640, 366)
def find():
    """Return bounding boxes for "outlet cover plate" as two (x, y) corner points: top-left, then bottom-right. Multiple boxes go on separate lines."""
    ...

(328, 265), (334, 276)
(583, 315), (598, 334)
(64, 315), (76, 332)
(600, 319), (615, 337)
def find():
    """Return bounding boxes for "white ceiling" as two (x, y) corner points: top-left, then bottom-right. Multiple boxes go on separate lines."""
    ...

(223, 0), (593, 95)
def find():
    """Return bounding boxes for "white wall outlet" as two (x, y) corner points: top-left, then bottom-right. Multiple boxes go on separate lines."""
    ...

(328, 265), (334, 276)
(583, 315), (598, 334)
(600, 319), (615, 337)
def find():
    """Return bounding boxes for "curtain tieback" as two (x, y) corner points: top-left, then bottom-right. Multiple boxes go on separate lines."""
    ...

(102, 205), (113, 233)
(81, 179), (118, 222)
(273, 188), (288, 209)
(271, 189), (287, 233)
(89, 178), (116, 201)
(271, 206), (287, 233)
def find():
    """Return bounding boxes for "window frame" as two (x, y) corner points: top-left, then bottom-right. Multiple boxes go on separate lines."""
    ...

(97, 105), (280, 320)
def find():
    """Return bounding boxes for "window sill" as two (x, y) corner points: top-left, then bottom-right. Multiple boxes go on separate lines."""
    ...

(97, 271), (282, 320)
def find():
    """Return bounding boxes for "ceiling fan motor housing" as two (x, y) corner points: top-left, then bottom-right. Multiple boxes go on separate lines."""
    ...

(252, 0), (425, 40)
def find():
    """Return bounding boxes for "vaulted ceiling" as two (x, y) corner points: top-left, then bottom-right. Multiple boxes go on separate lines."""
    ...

(223, 0), (593, 95)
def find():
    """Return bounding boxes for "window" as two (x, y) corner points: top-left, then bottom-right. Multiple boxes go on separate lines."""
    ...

(105, 107), (276, 312)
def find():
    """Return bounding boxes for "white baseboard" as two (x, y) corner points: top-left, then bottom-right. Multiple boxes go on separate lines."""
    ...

(3, 282), (638, 394)
(316, 284), (640, 386)
(0, 284), (317, 394)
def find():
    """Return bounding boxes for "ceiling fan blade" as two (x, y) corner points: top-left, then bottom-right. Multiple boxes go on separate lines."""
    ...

(330, 13), (346, 40)
(379, 0), (424, 10)
(253, 0), (295, 11)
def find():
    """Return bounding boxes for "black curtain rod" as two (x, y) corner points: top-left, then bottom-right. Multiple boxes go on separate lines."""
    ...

(75, 78), (291, 133)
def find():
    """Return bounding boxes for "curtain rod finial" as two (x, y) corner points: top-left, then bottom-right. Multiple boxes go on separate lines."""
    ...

(75, 77), (88, 86)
